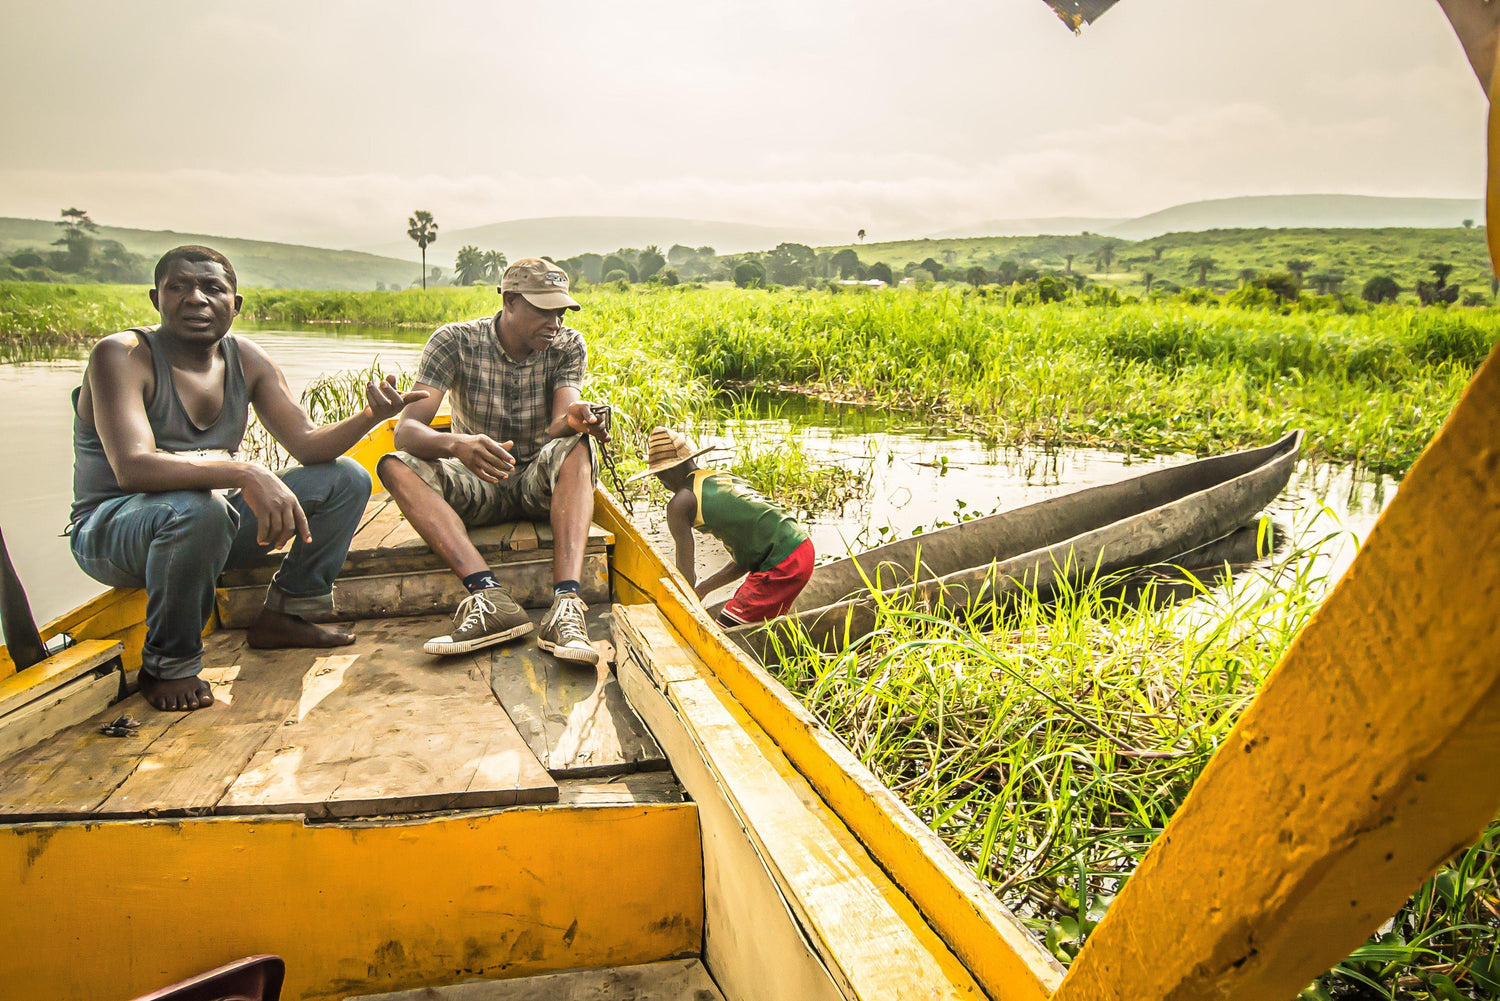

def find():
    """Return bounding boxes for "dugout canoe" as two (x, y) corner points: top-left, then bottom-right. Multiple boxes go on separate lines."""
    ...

(718, 429), (1304, 662)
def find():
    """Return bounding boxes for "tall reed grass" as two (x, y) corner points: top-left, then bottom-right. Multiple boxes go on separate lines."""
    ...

(6, 281), (1494, 475)
(768, 526), (1499, 998)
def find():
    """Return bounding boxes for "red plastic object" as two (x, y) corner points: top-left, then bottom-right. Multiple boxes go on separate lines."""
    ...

(129, 955), (285, 1001)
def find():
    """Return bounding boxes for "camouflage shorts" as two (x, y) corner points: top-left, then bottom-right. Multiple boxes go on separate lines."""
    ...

(385, 435), (597, 527)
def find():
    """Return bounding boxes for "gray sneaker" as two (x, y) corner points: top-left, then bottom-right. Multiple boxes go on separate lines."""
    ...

(424, 585), (533, 655)
(537, 593), (600, 664)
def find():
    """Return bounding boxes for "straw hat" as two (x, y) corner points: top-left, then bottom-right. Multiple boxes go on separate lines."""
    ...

(627, 426), (718, 482)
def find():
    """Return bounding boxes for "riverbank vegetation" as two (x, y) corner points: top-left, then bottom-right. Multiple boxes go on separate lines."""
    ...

(5, 281), (1494, 475)
(768, 531), (1499, 999)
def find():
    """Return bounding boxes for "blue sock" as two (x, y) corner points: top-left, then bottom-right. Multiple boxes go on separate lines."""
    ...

(554, 579), (580, 596)
(464, 570), (501, 594)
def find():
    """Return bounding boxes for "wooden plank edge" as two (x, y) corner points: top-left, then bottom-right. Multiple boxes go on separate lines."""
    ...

(593, 490), (1063, 1001)
(0, 640), (123, 716)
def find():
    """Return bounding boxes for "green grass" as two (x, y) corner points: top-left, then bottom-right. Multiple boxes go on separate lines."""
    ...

(767, 527), (1500, 999)
(0, 282), (155, 361)
(6, 281), (1495, 478)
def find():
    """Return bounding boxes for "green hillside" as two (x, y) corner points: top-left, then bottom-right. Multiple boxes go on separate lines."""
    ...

(820, 227), (1494, 299)
(0, 218), (427, 291)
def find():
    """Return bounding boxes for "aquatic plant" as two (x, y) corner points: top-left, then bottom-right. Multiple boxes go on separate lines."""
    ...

(6, 281), (1495, 476)
(769, 523), (1498, 998)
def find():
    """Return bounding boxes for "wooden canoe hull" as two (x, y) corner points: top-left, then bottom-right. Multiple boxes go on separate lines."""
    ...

(724, 430), (1303, 660)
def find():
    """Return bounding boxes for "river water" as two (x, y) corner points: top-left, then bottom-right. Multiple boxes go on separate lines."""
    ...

(0, 325), (1396, 627)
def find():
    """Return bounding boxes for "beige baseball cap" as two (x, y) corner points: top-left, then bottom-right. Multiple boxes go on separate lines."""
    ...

(500, 257), (580, 311)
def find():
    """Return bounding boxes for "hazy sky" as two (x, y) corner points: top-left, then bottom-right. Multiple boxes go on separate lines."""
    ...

(0, 0), (1487, 248)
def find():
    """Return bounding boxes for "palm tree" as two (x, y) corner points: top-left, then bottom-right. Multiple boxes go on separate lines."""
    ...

(1065, 253), (1075, 274)
(407, 210), (439, 289)
(1188, 254), (1218, 287)
(1286, 259), (1313, 286)
(453, 245), (486, 285)
(1142, 270), (1155, 295)
(857, 229), (866, 243)
(1094, 239), (1122, 273)
(482, 250), (507, 283)
(1239, 267), (1257, 286)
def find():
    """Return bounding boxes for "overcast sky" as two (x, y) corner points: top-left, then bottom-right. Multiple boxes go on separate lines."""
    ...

(0, 0), (1487, 248)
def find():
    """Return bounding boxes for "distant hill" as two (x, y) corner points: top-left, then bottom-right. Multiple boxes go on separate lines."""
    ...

(930, 216), (1126, 239)
(1104, 195), (1483, 240)
(0, 218), (424, 290)
(933, 195), (1483, 242)
(358, 216), (847, 263)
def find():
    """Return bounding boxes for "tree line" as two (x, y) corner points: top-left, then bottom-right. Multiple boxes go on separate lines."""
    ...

(0, 209), (151, 284)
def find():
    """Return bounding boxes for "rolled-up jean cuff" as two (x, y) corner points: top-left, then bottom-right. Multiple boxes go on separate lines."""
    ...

(142, 652), (202, 682)
(264, 584), (335, 618)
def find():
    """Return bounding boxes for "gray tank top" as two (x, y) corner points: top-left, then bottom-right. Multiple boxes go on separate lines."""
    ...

(71, 326), (250, 524)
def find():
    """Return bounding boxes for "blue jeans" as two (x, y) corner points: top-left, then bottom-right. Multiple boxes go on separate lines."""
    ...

(70, 457), (371, 681)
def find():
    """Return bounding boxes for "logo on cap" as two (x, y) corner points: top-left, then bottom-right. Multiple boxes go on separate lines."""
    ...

(544, 272), (566, 286)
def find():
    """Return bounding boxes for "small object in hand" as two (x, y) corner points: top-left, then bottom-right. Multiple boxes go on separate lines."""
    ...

(588, 403), (612, 435)
(99, 715), (141, 737)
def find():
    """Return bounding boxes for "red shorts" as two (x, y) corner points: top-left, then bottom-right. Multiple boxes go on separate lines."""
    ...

(722, 538), (815, 624)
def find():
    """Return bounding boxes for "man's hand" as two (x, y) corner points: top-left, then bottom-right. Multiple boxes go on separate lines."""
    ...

(363, 374), (429, 422)
(452, 434), (516, 483)
(240, 466), (312, 550)
(565, 400), (611, 443)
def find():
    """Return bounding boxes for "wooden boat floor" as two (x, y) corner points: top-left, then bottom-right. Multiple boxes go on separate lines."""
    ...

(0, 607), (670, 823)
(348, 958), (724, 1000)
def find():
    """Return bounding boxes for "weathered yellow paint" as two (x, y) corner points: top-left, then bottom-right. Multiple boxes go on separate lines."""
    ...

(0, 587), (144, 678)
(0, 639), (120, 707)
(1054, 344), (1500, 999)
(595, 493), (1063, 1001)
(1, 805), (703, 1001)
(346, 416), (399, 492)
(1489, 39), (1500, 267)
(344, 407), (452, 493)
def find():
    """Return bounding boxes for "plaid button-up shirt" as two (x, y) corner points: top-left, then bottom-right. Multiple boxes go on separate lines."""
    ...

(414, 314), (587, 464)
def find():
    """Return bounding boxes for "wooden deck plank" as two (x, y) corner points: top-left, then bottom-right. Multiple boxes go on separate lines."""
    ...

(347, 958), (724, 1001)
(219, 616), (557, 818)
(0, 695), (189, 819)
(490, 605), (667, 778)
(508, 522), (538, 551)
(221, 512), (606, 588)
(93, 719), (282, 818)
(217, 551), (609, 627)
(0, 630), (303, 821)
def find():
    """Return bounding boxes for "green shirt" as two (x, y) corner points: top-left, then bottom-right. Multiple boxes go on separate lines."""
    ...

(691, 470), (808, 573)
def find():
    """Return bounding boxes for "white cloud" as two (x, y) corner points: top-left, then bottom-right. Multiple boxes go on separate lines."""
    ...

(0, 0), (1487, 248)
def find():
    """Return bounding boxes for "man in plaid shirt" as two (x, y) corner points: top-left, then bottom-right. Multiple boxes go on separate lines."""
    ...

(378, 258), (611, 664)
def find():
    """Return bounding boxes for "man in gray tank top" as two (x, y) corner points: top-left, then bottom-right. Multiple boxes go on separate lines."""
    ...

(69, 246), (426, 712)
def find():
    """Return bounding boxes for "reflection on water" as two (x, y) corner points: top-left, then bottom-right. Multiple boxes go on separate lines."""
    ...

(0, 329), (1394, 628)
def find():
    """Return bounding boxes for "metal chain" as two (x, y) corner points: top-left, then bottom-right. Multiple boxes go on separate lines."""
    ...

(589, 404), (634, 514)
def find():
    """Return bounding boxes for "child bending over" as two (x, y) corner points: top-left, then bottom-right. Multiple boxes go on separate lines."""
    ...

(630, 426), (814, 628)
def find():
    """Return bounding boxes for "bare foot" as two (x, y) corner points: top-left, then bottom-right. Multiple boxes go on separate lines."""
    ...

(246, 607), (355, 649)
(139, 672), (215, 712)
